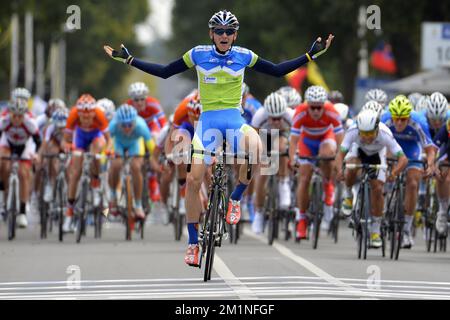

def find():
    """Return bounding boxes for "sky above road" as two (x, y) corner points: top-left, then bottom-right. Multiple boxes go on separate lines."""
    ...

(136, 0), (173, 44)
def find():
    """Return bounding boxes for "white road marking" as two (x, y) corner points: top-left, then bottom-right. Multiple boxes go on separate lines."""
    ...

(213, 254), (258, 299)
(1, 275), (450, 299)
(243, 228), (375, 299)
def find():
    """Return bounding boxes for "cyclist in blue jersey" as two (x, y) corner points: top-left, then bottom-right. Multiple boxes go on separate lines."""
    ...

(433, 119), (450, 235)
(104, 9), (334, 267)
(239, 82), (262, 221)
(421, 92), (450, 139)
(108, 104), (155, 219)
(380, 95), (437, 249)
(241, 82), (262, 125)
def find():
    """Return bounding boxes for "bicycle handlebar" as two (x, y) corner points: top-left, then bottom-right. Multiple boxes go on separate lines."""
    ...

(345, 163), (388, 170)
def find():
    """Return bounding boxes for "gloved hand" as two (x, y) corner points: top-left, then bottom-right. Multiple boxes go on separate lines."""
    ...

(103, 44), (134, 64)
(307, 34), (335, 60)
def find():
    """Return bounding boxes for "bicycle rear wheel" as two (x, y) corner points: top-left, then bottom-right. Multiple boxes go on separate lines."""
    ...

(204, 185), (219, 282)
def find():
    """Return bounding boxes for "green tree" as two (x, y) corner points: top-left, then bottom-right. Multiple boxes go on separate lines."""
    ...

(0, 0), (149, 104)
(168, 0), (450, 104)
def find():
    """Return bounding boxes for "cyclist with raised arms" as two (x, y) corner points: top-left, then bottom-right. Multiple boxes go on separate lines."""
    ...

(108, 104), (155, 219)
(335, 108), (408, 248)
(0, 99), (41, 228)
(61, 94), (112, 232)
(251, 92), (294, 234)
(380, 95), (437, 248)
(105, 9), (334, 267)
(289, 85), (343, 238)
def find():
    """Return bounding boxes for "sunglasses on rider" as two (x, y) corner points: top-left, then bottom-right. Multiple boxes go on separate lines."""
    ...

(213, 28), (236, 36)
(359, 129), (377, 138)
(392, 116), (409, 122)
(133, 98), (146, 102)
(270, 116), (282, 121)
(309, 105), (323, 111)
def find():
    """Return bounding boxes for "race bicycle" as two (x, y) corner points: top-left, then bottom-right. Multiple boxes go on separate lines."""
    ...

(187, 143), (252, 282)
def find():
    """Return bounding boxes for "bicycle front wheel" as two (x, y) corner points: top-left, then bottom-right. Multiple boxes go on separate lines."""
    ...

(76, 181), (89, 243)
(56, 179), (66, 242)
(311, 180), (323, 250)
(204, 185), (219, 282)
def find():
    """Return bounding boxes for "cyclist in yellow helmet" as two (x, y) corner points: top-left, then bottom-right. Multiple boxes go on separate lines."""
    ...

(380, 95), (437, 249)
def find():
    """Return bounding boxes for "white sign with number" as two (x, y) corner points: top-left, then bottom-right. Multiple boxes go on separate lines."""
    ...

(421, 22), (450, 70)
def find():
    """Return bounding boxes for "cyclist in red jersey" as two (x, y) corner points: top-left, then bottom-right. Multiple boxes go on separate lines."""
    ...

(126, 82), (167, 202)
(126, 82), (167, 135)
(288, 85), (344, 240)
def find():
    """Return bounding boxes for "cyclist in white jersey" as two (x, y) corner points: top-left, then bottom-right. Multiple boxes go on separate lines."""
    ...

(0, 99), (41, 228)
(335, 109), (408, 248)
(251, 92), (294, 234)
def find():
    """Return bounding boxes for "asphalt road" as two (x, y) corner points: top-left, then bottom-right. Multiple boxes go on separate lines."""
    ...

(1, 211), (450, 300)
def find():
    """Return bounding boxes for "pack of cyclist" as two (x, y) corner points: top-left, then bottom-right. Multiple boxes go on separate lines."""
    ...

(1, 10), (448, 270)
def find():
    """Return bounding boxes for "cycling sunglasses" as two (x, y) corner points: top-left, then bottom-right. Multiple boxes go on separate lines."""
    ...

(309, 105), (323, 111)
(213, 28), (236, 36)
(270, 116), (282, 121)
(358, 129), (377, 138)
(133, 98), (146, 102)
(392, 116), (409, 122)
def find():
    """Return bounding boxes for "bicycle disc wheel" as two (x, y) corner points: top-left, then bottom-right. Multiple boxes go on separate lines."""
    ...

(204, 186), (219, 282)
